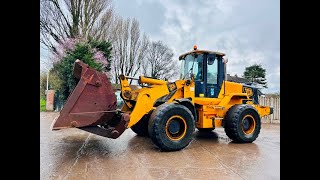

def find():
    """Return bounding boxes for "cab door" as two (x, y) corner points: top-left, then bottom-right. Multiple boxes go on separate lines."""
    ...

(194, 54), (205, 97)
(205, 54), (224, 98)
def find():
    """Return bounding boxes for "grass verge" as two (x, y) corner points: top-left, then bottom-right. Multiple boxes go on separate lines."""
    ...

(40, 98), (46, 112)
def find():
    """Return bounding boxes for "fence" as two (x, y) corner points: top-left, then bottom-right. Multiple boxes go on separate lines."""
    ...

(258, 96), (280, 123)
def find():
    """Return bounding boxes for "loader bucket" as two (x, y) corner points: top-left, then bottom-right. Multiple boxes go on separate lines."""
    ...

(51, 60), (118, 131)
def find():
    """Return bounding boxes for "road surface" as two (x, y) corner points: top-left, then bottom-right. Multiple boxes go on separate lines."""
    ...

(40, 112), (280, 180)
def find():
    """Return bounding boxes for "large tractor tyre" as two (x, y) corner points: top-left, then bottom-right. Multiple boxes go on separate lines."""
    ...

(224, 104), (261, 143)
(131, 114), (150, 137)
(148, 103), (195, 151)
(197, 128), (215, 132)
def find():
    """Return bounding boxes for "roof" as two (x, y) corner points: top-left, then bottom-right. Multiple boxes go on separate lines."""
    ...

(179, 49), (226, 60)
(226, 74), (249, 83)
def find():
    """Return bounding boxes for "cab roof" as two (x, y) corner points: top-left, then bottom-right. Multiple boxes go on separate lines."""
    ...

(179, 49), (225, 60)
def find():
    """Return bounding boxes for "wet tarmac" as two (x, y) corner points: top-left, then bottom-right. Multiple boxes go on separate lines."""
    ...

(40, 112), (280, 180)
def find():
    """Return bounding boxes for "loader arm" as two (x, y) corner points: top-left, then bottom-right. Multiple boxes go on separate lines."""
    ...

(119, 75), (172, 128)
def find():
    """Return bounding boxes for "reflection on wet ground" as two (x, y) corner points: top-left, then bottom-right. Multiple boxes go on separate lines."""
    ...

(41, 112), (280, 180)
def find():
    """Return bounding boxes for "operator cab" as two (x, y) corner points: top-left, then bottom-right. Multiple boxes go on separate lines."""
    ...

(179, 45), (226, 98)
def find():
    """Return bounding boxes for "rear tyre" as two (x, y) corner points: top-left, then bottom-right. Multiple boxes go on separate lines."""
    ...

(131, 114), (150, 136)
(197, 128), (215, 132)
(148, 103), (195, 151)
(224, 104), (261, 143)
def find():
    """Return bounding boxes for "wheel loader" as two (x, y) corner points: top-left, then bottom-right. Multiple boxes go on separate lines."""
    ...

(51, 45), (273, 151)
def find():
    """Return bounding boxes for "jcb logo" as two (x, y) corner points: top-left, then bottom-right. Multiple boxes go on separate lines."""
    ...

(243, 87), (253, 97)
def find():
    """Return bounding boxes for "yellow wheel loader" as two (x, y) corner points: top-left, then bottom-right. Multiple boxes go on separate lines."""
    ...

(51, 46), (273, 151)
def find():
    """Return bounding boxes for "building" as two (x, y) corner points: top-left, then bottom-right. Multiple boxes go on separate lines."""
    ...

(226, 74), (249, 83)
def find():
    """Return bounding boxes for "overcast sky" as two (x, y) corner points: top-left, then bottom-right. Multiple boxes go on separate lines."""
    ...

(113, 0), (279, 93)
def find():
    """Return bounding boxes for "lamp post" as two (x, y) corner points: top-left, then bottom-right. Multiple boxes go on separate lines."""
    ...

(46, 70), (49, 91)
(41, 58), (51, 94)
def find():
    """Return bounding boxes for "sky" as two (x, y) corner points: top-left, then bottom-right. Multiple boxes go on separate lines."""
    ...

(40, 0), (280, 93)
(112, 0), (280, 93)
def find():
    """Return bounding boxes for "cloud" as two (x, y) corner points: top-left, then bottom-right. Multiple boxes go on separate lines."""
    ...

(112, 0), (279, 92)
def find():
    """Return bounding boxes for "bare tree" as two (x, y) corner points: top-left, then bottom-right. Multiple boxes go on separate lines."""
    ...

(142, 41), (178, 81)
(40, 0), (113, 53)
(111, 17), (149, 84)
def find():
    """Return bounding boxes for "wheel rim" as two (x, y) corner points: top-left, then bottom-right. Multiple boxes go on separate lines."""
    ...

(165, 115), (187, 140)
(241, 115), (256, 135)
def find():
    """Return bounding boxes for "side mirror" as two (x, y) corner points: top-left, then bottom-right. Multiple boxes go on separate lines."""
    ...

(208, 57), (214, 65)
(223, 57), (228, 64)
(208, 54), (216, 65)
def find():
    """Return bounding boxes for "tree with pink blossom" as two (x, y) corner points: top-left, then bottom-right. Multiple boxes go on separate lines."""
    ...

(51, 37), (112, 101)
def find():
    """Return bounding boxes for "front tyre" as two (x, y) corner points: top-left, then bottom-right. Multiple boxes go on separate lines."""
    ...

(148, 103), (195, 151)
(131, 114), (150, 136)
(224, 104), (261, 143)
